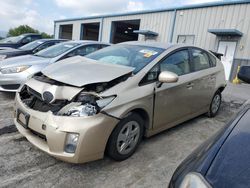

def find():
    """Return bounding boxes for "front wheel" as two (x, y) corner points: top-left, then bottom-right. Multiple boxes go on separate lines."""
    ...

(106, 113), (144, 161)
(208, 90), (222, 117)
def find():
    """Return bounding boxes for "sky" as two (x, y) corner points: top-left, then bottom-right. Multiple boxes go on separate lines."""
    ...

(0, 0), (232, 35)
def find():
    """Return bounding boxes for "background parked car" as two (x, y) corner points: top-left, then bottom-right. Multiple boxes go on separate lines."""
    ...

(0, 33), (42, 49)
(238, 66), (250, 84)
(14, 42), (226, 164)
(169, 102), (250, 188)
(0, 40), (110, 92)
(0, 39), (67, 61)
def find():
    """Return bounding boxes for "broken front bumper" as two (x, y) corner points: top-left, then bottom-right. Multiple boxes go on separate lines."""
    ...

(14, 93), (119, 163)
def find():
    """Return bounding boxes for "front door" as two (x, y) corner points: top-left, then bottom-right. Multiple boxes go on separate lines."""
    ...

(217, 41), (237, 80)
(153, 49), (193, 129)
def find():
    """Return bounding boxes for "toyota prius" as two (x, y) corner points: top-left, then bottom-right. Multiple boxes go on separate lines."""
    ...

(14, 42), (226, 163)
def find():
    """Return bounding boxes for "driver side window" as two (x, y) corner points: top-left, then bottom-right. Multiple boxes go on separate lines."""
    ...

(160, 50), (190, 76)
(22, 36), (32, 44)
(140, 49), (190, 85)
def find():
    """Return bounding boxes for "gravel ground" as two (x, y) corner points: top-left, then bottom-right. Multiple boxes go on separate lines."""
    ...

(0, 84), (247, 188)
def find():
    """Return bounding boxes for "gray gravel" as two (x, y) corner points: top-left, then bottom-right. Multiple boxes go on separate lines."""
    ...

(0, 84), (247, 188)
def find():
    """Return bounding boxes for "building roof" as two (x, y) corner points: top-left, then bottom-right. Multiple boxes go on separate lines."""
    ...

(55, 0), (250, 23)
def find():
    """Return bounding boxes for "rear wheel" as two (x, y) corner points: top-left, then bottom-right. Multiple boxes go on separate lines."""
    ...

(208, 90), (222, 117)
(107, 113), (144, 161)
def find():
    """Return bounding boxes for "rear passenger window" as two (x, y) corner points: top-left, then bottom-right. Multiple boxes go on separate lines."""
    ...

(191, 49), (211, 71)
(160, 50), (190, 76)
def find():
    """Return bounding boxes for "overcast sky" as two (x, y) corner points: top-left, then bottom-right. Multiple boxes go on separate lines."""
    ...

(0, 0), (230, 34)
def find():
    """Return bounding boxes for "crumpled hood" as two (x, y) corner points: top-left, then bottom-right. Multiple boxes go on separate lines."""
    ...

(42, 56), (134, 87)
(0, 54), (50, 68)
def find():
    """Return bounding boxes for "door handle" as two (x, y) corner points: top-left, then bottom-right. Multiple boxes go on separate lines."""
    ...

(186, 83), (194, 89)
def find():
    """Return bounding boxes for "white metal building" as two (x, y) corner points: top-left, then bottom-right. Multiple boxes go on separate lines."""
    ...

(54, 0), (250, 81)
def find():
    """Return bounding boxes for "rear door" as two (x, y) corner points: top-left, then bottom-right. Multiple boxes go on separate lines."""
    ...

(188, 48), (216, 114)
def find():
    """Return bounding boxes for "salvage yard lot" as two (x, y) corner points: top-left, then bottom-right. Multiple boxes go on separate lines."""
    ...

(0, 85), (246, 188)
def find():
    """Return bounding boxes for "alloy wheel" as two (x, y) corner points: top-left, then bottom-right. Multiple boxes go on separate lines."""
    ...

(116, 121), (140, 155)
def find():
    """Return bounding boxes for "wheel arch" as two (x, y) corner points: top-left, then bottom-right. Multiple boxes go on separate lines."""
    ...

(128, 108), (150, 130)
(217, 86), (226, 93)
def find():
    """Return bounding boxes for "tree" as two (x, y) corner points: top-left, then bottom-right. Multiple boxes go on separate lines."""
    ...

(7, 25), (52, 38)
(40, 32), (52, 38)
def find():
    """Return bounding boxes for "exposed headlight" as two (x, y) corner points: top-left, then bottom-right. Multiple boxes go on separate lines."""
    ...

(61, 95), (116, 117)
(64, 133), (79, 153)
(180, 172), (211, 188)
(0, 65), (31, 74)
(0, 55), (7, 61)
(68, 103), (98, 117)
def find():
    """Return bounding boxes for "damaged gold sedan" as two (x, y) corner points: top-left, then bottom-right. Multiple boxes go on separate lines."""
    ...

(14, 42), (226, 163)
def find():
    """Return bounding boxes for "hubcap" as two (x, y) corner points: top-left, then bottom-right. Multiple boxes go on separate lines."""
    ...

(116, 121), (140, 155)
(211, 94), (221, 114)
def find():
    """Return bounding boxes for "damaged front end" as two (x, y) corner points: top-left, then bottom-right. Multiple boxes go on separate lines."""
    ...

(18, 72), (129, 117)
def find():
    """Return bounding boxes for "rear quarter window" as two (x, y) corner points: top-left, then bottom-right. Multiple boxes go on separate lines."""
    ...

(208, 53), (217, 67)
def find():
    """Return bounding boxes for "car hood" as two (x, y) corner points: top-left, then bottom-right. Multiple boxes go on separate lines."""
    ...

(42, 56), (134, 87)
(0, 48), (27, 56)
(0, 43), (17, 48)
(0, 55), (50, 68)
(206, 109), (250, 187)
(0, 47), (14, 50)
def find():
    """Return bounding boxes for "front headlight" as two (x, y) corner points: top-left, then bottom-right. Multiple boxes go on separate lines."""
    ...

(0, 55), (7, 61)
(0, 65), (31, 74)
(68, 103), (98, 117)
(180, 172), (211, 188)
(57, 95), (116, 117)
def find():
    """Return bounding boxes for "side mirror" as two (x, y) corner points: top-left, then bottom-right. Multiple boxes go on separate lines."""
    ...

(238, 66), (250, 84)
(158, 71), (179, 83)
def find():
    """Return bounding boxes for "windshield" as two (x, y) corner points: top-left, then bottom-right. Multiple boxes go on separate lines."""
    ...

(35, 42), (79, 58)
(0, 36), (23, 43)
(86, 44), (165, 73)
(19, 40), (44, 50)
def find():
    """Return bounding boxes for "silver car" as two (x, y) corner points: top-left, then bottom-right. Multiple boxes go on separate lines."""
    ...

(14, 42), (226, 163)
(0, 41), (110, 92)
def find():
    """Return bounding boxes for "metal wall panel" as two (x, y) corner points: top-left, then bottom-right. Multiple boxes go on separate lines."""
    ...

(101, 12), (172, 43)
(173, 4), (250, 59)
(54, 2), (250, 59)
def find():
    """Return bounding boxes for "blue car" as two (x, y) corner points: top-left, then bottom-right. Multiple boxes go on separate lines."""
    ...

(169, 102), (250, 188)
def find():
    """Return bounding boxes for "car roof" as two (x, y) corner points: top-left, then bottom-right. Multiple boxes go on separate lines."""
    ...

(21, 33), (41, 36)
(119, 41), (187, 49)
(119, 41), (197, 50)
(68, 40), (111, 46)
(35, 39), (67, 42)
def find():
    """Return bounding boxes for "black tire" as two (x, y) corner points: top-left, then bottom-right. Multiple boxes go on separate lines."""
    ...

(106, 113), (144, 161)
(207, 90), (222, 118)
